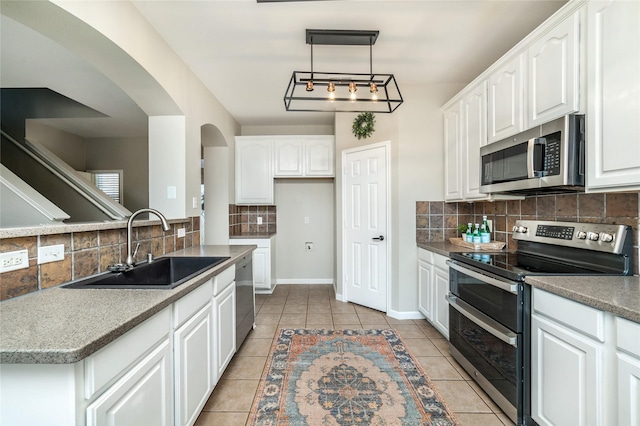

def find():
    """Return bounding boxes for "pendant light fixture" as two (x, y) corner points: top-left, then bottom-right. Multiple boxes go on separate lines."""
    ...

(284, 29), (403, 113)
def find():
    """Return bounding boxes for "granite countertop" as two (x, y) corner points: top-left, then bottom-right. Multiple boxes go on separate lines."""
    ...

(525, 275), (640, 323)
(229, 232), (277, 239)
(0, 217), (192, 239)
(0, 245), (256, 364)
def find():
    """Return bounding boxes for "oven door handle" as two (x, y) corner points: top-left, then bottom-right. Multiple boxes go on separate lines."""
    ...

(446, 294), (518, 347)
(446, 260), (519, 295)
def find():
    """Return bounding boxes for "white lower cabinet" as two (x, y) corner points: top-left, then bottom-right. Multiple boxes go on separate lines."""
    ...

(230, 236), (275, 293)
(174, 303), (213, 426)
(615, 317), (640, 426)
(214, 283), (236, 379)
(532, 288), (639, 426)
(531, 313), (603, 426)
(418, 249), (434, 321)
(86, 339), (173, 426)
(417, 248), (449, 339)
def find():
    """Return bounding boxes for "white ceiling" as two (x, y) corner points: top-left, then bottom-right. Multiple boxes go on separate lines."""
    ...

(1, 0), (567, 136)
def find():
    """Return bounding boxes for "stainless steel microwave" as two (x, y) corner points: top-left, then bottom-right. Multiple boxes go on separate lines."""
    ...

(480, 114), (585, 194)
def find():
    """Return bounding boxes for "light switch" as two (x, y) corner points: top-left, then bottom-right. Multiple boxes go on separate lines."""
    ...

(38, 244), (65, 265)
(167, 186), (177, 199)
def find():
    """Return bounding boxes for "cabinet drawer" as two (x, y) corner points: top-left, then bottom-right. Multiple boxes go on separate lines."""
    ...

(418, 248), (433, 263)
(213, 265), (235, 296)
(433, 253), (449, 270)
(616, 316), (640, 357)
(85, 307), (171, 399)
(173, 280), (213, 329)
(533, 288), (604, 341)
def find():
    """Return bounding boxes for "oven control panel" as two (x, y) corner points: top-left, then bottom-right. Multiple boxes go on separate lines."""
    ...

(512, 220), (630, 254)
(535, 224), (574, 240)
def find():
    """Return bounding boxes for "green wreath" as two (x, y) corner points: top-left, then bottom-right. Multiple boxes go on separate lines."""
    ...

(352, 112), (376, 140)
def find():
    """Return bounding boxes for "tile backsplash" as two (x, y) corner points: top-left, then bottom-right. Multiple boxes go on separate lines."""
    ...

(0, 217), (201, 301)
(229, 204), (277, 235)
(416, 192), (640, 274)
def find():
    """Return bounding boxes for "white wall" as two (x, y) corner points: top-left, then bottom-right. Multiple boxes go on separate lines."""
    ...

(148, 116), (186, 218)
(85, 136), (149, 213)
(25, 121), (86, 171)
(274, 179), (334, 283)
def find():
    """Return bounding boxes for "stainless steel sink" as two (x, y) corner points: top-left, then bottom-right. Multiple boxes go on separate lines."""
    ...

(64, 256), (230, 289)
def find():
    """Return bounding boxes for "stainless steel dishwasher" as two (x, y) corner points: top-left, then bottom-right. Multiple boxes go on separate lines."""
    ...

(235, 253), (254, 349)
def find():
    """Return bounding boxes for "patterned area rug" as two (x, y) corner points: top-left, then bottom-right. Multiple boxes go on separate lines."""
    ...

(248, 329), (459, 425)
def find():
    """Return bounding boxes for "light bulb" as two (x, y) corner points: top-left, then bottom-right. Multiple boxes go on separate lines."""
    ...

(370, 82), (378, 101)
(327, 81), (335, 100)
(349, 81), (357, 100)
(306, 81), (314, 92)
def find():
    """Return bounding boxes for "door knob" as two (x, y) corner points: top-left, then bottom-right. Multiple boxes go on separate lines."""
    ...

(372, 235), (385, 241)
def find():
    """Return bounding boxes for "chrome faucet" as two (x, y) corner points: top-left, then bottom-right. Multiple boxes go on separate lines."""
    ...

(126, 208), (171, 267)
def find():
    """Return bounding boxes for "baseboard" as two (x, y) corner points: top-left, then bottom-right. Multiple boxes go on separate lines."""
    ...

(334, 292), (346, 302)
(386, 309), (426, 320)
(276, 279), (334, 285)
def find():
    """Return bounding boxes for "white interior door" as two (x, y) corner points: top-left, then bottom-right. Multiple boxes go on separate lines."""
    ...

(343, 143), (389, 312)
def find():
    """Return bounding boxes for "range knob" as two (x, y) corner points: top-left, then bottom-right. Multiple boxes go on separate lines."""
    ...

(599, 232), (614, 243)
(576, 231), (587, 239)
(517, 226), (528, 233)
(586, 231), (600, 241)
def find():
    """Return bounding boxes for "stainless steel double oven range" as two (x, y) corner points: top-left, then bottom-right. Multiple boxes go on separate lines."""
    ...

(446, 220), (634, 425)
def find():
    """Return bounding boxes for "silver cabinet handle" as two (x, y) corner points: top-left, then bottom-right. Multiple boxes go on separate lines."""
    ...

(372, 235), (385, 241)
(447, 260), (518, 294)
(446, 294), (517, 347)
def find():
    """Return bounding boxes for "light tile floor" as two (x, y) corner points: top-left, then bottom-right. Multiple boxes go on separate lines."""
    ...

(195, 284), (516, 426)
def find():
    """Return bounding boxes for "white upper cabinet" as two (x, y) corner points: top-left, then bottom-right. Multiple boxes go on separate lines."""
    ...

(488, 54), (524, 143)
(443, 101), (462, 201)
(586, 0), (640, 192)
(235, 137), (274, 205)
(274, 139), (304, 177)
(462, 81), (488, 200)
(274, 136), (335, 178)
(304, 137), (335, 177)
(526, 8), (583, 128)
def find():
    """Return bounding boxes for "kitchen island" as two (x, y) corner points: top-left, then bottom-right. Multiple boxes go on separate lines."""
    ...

(0, 244), (256, 426)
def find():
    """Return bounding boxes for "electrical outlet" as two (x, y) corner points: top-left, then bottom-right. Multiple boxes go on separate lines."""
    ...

(304, 216), (310, 224)
(192, 196), (198, 209)
(177, 228), (186, 238)
(257, 216), (263, 225)
(488, 220), (493, 232)
(0, 250), (29, 273)
(38, 244), (65, 265)
(305, 242), (313, 250)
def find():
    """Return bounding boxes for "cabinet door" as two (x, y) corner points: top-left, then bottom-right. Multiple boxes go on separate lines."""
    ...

(86, 339), (173, 426)
(305, 137), (335, 177)
(461, 81), (488, 200)
(617, 352), (640, 426)
(274, 139), (303, 177)
(488, 54), (524, 143)
(214, 283), (236, 380)
(527, 9), (582, 127)
(433, 266), (450, 339)
(252, 246), (270, 291)
(531, 314), (603, 426)
(443, 102), (462, 201)
(586, 0), (640, 192)
(418, 259), (434, 321)
(174, 303), (213, 426)
(235, 138), (273, 204)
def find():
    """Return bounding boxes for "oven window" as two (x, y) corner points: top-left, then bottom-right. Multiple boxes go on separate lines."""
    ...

(450, 269), (519, 331)
(482, 142), (529, 185)
(449, 307), (518, 407)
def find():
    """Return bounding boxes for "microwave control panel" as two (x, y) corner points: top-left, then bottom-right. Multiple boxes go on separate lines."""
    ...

(542, 132), (561, 175)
